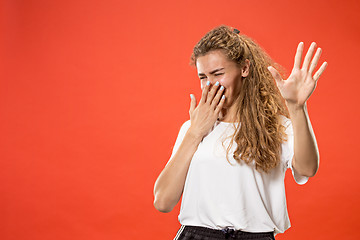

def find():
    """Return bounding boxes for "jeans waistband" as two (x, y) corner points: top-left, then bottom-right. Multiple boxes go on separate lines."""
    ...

(182, 225), (275, 239)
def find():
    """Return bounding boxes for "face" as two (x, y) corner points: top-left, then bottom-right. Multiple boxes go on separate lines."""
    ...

(196, 50), (249, 109)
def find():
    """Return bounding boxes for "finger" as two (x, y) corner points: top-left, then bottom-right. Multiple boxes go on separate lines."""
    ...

(206, 81), (220, 104)
(211, 85), (225, 109)
(293, 42), (304, 70)
(302, 42), (316, 71)
(199, 81), (210, 104)
(267, 66), (283, 88)
(214, 95), (226, 115)
(313, 61), (328, 81)
(309, 47), (322, 75)
(189, 94), (196, 114)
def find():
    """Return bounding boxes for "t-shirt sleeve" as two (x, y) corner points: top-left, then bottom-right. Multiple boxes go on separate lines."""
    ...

(282, 116), (309, 185)
(166, 120), (192, 165)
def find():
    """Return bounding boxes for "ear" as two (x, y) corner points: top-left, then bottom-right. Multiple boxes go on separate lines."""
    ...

(241, 59), (250, 77)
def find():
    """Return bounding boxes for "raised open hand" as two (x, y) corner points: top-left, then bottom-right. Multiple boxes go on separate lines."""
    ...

(267, 42), (328, 108)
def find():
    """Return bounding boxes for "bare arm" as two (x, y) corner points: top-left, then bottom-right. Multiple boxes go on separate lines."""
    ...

(288, 103), (319, 177)
(268, 41), (327, 179)
(153, 128), (202, 213)
(153, 80), (226, 213)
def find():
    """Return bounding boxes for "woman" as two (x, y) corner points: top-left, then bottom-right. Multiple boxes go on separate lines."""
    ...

(153, 25), (327, 239)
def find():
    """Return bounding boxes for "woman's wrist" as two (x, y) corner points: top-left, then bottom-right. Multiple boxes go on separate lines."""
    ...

(186, 126), (204, 142)
(286, 101), (307, 118)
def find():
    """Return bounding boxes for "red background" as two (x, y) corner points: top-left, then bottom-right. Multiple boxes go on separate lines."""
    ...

(1, 0), (359, 239)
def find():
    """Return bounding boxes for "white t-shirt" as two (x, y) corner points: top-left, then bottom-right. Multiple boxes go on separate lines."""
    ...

(168, 115), (308, 236)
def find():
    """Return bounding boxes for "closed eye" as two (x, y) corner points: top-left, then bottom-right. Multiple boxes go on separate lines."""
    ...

(199, 73), (224, 79)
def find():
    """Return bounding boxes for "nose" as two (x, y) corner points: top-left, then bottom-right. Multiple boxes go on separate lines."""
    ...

(207, 77), (217, 85)
(201, 78), (220, 90)
(206, 76), (221, 88)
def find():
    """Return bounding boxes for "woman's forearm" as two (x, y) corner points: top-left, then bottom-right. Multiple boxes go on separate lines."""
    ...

(287, 102), (319, 177)
(153, 127), (202, 213)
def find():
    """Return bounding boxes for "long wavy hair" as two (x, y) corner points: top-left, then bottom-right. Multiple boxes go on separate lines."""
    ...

(190, 25), (290, 173)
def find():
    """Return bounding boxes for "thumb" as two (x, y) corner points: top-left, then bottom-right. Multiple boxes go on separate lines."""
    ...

(267, 66), (283, 88)
(189, 94), (196, 114)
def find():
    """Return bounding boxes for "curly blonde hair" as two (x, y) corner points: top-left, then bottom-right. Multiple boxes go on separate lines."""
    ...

(190, 25), (290, 173)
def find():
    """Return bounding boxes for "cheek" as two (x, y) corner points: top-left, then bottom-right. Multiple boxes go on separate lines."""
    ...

(219, 78), (232, 91)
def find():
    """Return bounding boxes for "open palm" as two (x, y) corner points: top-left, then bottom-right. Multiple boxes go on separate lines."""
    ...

(268, 42), (328, 107)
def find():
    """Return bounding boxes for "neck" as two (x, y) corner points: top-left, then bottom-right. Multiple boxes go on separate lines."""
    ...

(219, 105), (238, 122)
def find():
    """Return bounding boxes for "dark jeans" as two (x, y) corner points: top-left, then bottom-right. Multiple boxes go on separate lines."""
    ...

(174, 225), (275, 240)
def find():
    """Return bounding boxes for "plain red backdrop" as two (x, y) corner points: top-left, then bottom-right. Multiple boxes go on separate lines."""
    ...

(1, 0), (359, 239)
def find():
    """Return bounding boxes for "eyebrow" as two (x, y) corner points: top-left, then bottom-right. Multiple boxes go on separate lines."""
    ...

(198, 67), (225, 76)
